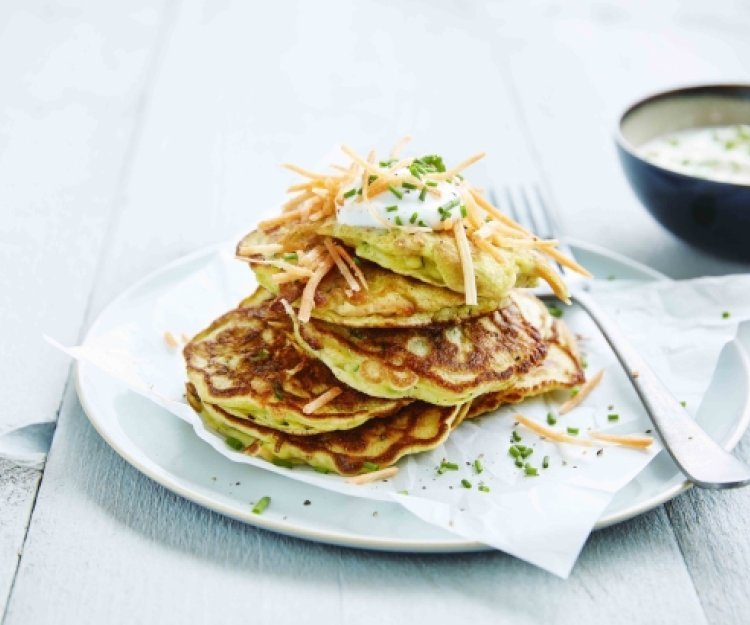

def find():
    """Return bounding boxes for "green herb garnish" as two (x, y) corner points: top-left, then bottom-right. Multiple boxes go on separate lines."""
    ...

(542, 456), (550, 469)
(546, 412), (557, 426)
(512, 430), (522, 442)
(282, 252), (298, 262)
(272, 459), (294, 469)
(608, 413), (620, 422)
(343, 188), (357, 199)
(363, 461), (379, 472)
(567, 427), (579, 436)
(409, 212), (418, 224)
(460, 205), (467, 218)
(419, 187), (427, 202)
(473, 459), (484, 474)
(225, 437), (245, 451)
(722, 311), (731, 319)
(402, 182), (417, 190)
(547, 304), (563, 318)
(388, 185), (404, 200)
(394, 215), (403, 226)
(385, 205), (398, 212)
(251, 348), (270, 361)
(524, 466), (539, 477)
(252, 496), (271, 515)
(478, 484), (490, 493)
(461, 479), (472, 489)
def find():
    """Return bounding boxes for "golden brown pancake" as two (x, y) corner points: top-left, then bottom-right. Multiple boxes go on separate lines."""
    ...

(187, 382), (466, 476)
(184, 295), (410, 435)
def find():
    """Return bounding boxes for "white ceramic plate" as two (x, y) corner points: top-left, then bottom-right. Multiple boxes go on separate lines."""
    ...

(76, 240), (750, 552)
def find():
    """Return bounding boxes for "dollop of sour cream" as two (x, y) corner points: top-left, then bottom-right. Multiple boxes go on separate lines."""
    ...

(639, 124), (750, 185)
(336, 168), (463, 229)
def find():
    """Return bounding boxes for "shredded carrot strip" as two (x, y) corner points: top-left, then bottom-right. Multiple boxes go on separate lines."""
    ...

(346, 466), (399, 485)
(334, 244), (369, 291)
(453, 220), (477, 306)
(513, 413), (593, 446)
(298, 257), (334, 322)
(390, 135), (413, 159)
(163, 331), (178, 349)
(590, 431), (654, 448)
(324, 238), (360, 292)
(559, 369), (604, 414)
(302, 387), (343, 414)
(281, 163), (329, 179)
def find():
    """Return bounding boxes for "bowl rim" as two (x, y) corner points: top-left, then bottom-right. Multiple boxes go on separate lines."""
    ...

(614, 82), (750, 190)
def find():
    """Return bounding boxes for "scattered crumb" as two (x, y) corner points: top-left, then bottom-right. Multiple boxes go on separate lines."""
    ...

(372, 511), (379, 518)
(597, 448), (604, 456)
(303, 499), (311, 506)
(631, 370), (640, 379)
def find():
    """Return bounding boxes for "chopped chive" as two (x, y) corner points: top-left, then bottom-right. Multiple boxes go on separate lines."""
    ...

(570, 388), (580, 397)
(313, 466), (330, 474)
(385, 205), (398, 212)
(722, 311), (731, 319)
(680, 400), (687, 408)
(225, 436), (245, 451)
(514, 458), (524, 468)
(343, 188), (357, 199)
(388, 185), (403, 199)
(509, 446), (521, 458)
(282, 252), (298, 262)
(608, 413), (620, 421)
(512, 430), (522, 442)
(438, 197), (460, 213)
(368, 175), (378, 184)
(402, 182), (417, 190)
(418, 220), (428, 227)
(363, 461), (379, 472)
(473, 459), (484, 474)
(409, 212), (418, 224)
(425, 180), (438, 187)
(580, 355), (588, 369)
(419, 188), (427, 202)
(547, 304), (563, 318)
(546, 412), (557, 426)
(524, 466), (539, 477)
(272, 381), (284, 400)
(252, 496), (271, 515)
(352, 255), (361, 265)
(272, 459), (294, 469)
(379, 159), (396, 167)
(440, 460), (459, 471)
(394, 215), (403, 226)
(461, 479), (472, 489)
(520, 447), (534, 459)
(478, 484), (490, 493)
(542, 456), (550, 469)
(460, 205), (467, 218)
(567, 427), (579, 436)
(398, 489), (408, 495)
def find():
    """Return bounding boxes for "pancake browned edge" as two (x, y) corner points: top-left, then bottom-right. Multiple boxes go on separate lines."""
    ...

(187, 382), (468, 476)
(184, 293), (410, 435)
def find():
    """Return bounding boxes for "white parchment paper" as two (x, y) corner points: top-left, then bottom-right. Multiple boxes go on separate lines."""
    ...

(45, 243), (750, 577)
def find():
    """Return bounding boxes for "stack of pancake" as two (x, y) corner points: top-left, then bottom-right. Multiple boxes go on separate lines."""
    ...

(183, 222), (585, 476)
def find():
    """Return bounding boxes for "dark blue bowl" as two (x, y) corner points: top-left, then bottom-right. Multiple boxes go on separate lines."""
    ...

(616, 84), (750, 261)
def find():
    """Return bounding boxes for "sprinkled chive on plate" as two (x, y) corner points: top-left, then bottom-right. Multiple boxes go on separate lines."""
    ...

(76, 239), (750, 552)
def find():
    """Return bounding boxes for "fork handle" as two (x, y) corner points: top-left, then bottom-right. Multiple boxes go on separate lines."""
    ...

(572, 289), (750, 489)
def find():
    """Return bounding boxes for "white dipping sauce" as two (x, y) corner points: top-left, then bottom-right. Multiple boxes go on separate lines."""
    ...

(639, 124), (750, 185)
(336, 169), (462, 229)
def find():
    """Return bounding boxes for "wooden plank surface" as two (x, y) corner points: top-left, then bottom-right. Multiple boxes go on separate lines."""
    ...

(0, 0), (173, 617)
(2, 0), (749, 623)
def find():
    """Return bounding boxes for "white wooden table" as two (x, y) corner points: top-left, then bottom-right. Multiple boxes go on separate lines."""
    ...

(2, 1), (750, 623)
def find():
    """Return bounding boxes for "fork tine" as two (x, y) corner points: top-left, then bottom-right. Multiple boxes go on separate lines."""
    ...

(530, 184), (556, 241)
(500, 186), (522, 225)
(517, 186), (543, 236)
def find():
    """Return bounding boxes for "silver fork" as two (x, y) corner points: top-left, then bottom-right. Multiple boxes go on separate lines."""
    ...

(493, 184), (750, 489)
